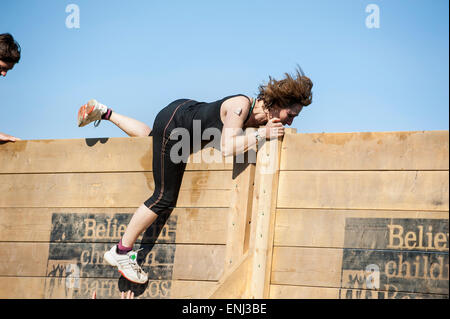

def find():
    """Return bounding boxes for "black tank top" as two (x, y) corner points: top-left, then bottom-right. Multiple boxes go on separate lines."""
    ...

(178, 94), (251, 133)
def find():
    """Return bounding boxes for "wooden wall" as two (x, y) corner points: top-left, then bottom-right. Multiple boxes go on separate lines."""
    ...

(0, 130), (448, 299)
(271, 131), (449, 299)
(0, 137), (243, 299)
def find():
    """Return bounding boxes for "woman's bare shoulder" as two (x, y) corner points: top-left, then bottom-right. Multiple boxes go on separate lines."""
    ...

(222, 95), (251, 117)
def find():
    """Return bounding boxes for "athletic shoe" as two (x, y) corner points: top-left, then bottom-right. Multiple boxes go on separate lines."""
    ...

(77, 99), (108, 127)
(103, 245), (148, 284)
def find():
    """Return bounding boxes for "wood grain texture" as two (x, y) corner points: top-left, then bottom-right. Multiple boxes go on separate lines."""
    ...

(271, 246), (449, 295)
(0, 277), (218, 299)
(280, 130), (449, 171)
(0, 208), (228, 244)
(0, 137), (233, 173)
(0, 171), (232, 207)
(269, 284), (448, 299)
(274, 209), (449, 248)
(0, 242), (225, 279)
(277, 171), (449, 211)
(1, 131), (448, 299)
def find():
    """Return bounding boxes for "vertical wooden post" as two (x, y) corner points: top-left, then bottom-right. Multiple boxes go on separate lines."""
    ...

(247, 128), (296, 299)
(224, 128), (257, 272)
(245, 133), (279, 298)
(224, 159), (255, 272)
(211, 128), (296, 299)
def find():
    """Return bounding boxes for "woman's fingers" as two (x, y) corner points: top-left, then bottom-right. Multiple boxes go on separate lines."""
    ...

(264, 117), (285, 139)
(269, 126), (284, 137)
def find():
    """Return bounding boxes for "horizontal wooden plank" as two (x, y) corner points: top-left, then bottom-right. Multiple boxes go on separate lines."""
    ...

(0, 208), (228, 244)
(277, 171), (449, 211)
(271, 247), (343, 288)
(0, 242), (225, 282)
(0, 137), (233, 173)
(271, 247), (449, 295)
(0, 277), (217, 299)
(280, 131), (449, 170)
(0, 209), (53, 242)
(3, 131), (446, 173)
(269, 284), (448, 299)
(170, 280), (218, 299)
(270, 285), (339, 299)
(274, 209), (449, 249)
(0, 243), (50, 277)
(0, 171), (232, 208)
(0, 277), (46, 299)
(173, 245), (225, 281)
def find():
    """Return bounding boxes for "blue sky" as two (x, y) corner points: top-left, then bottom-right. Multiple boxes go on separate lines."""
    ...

(1, 0), (448, 140)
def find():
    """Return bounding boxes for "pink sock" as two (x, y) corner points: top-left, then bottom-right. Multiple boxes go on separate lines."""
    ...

(102, 108), (113, 120)
(117, 239), (132, 255)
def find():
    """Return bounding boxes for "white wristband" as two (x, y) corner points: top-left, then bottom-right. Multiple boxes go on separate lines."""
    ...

(254, 130), (264, 144)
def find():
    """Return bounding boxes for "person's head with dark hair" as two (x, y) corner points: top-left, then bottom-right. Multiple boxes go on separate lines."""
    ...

(0, 33), (21, 77)
(257, 66), (313, 126)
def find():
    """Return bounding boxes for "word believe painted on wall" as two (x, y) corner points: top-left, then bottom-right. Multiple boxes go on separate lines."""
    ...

(44, 213), (177, 299)
(340, 218), (449, 299)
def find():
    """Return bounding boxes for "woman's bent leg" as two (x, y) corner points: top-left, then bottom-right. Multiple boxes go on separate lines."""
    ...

(109, 112), (152, 137)
(120, 204), (158, 248)
(119, 99), (189, 248)
(103, 99), (190, 284)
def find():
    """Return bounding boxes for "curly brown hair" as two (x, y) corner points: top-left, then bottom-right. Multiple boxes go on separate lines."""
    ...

(0, 33), (21, 63)
(257, 66), (313, 110)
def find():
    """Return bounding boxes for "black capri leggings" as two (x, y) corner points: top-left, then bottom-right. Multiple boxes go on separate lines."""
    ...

(144, 99), (195, 215)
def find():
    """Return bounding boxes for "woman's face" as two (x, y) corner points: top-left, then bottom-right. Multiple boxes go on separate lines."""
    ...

(268, 104), (303, 126)
(0, 59), (15, 77)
